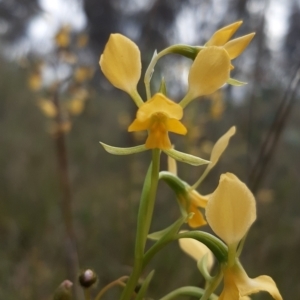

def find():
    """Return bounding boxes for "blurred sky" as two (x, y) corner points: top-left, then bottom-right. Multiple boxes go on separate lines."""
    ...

(27, 0), (86, 55)
(21, 0), (290, 55)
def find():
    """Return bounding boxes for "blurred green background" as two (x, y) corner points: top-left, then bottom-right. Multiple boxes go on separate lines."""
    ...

(1, 0), (300, 299)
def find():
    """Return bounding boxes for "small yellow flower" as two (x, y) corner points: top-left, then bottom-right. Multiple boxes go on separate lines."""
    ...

(185, 126), (236, 227)
(128, 93), (187, 150)
(100, 34), (141, 96)
(67, 98), (85, 115)
(55, 25), (71, 48)
(168, 160), (209, 228)
(38, 99), (57, 118)
(183, 190), (209, 228)
(28, 72), (42, 91)
(168, 127), (236, 228)
(74, 67), (94, 83)
(76, 33), (89, 48)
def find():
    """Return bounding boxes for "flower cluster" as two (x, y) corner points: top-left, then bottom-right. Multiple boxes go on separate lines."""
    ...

(99, 21), (254, 154)
(28, 25), (93, 135)
(97, 21), (283, 300)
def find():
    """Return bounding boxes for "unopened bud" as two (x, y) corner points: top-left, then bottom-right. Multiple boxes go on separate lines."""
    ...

(53, 280), (73, 300)
(78, 269), (97, 288)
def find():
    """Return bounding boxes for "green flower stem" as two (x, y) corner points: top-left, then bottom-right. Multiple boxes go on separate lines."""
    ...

(121, 149), (161, 300)
(200, 269), (223, 300)
(144, 47), (169, 99)
(191, 166), (210, 190)
(159, 286), (217, 300)
(178, 91), (194, 109)
(130, 89), (144, 107)
(144, 45), (202, 100)
(143, 235), (174, 269)
(84, 289), (91, 300)
(136, 149), (161, 253)
(159, 171), (187, 192)
(228, 242), (239, 267)
(95, 276), (128, 300)
(143, 231), (228, 269)
(177, 231), (228, 263)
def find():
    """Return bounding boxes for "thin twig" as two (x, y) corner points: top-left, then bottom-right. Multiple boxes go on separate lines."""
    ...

(53, 85), (80, 299)
(249, 63), (300, 192)
(247, 0), (269, 183)
(95, 276), (129, 300)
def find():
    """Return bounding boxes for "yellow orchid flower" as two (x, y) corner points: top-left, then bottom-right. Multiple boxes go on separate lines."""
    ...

(167, 153), (208, 227)
(206, 173), (282, 300)
(166, 127), (236, 228)
(99, 34), (143, 106)
(178, 190), (209, 228)
(206, 21), (255, 68)
(186, 46), (231, 100)
(219, 261), (282, 300)
(185, 125), (236, 226)
(128, 93), (187, 150)
(182, 22), (254, 107)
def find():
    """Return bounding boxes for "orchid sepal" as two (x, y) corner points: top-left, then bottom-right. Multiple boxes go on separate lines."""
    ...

(100, 142), (147, 155)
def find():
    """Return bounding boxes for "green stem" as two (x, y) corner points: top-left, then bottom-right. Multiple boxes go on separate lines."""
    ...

(53, 85), (80, 300)
(191, 166), (210, 190)
(199, 269), (223, 300)
(178, 91), (194, 109)
(95, 276), (128, 300)
(227, 242), (239, 267)
(120, 149), (161, 300)
(130, 89), (144, 107)
(159, 286), (216, 300)
(144, 45), (201, 100)
(143, 230), (228, 269)
(144, 48), (169, 100)
(84, 289), (91, 300)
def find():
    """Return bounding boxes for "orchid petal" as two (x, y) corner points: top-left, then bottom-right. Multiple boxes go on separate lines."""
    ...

(209, 126), (236, 171)
(166, 119), (187, 135)
(100, 34), (141, 94)
(137, 93), (183, 121)
(206, 21), (243, 46)
(188, 204), (207, 228)
(224, 33), (255, 60)
(188, 47), (230, 99)
(128, 119), (150, 132)
(189, 190), (209, 207)
(205, 173), (256, 246)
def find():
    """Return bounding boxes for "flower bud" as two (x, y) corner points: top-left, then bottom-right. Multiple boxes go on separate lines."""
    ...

(53, 280), (73, 300)
(78, 269), (97, 288)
